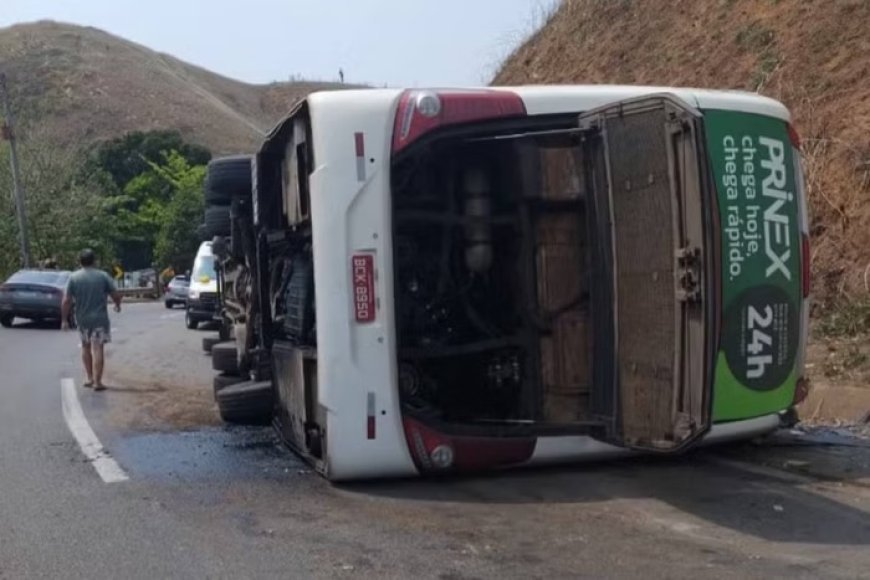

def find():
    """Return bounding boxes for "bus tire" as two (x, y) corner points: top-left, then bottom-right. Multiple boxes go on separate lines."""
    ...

(213, 372), (246, 397)
(216, 380), (273, 425)
(202, 335), (222, 353)
(204, 206), (232, 238)
(211, 342), (239, 374)
(205, 156), (252, 205)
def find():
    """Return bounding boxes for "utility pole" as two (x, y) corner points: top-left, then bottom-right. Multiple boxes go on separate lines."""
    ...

(0, 72), (31, 268)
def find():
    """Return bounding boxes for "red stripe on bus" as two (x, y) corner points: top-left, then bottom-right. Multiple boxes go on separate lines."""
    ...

(354, 132), (364, 158)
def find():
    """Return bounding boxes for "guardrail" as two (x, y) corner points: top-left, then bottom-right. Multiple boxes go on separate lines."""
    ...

(116, 287), (160, 300)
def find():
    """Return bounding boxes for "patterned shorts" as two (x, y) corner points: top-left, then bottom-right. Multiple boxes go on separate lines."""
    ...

(79, 326), (111, 346)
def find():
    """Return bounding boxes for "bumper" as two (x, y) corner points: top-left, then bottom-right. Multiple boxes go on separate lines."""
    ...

(0, 302), (62, 319)
(329, 413), (784, 480)
(187, 298), (218, 320)
(526, 413), (782, 466)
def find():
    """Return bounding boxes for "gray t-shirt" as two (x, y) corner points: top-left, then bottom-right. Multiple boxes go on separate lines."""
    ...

(66, 268), (116, 329)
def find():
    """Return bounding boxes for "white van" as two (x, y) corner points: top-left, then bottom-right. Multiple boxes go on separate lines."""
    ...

(214, 86), (809, 480)
(186, 241), (219, 330)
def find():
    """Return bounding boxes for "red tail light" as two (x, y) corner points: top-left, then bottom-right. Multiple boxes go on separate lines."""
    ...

(391, 89), (526, 153)
(787, 122), (801, 150)
(402, 417), (536, 473)
(801, 233), (811, 298)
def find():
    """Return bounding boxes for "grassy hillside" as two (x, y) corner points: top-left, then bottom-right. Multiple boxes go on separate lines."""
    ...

(0, 21), (347, 154)
(495, 0), (870, 313)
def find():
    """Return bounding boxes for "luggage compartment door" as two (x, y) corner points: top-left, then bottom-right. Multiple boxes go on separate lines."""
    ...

(580, 95), (714, 452)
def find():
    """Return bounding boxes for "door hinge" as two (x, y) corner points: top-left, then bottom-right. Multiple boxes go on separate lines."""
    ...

(676, 246), (702, 303)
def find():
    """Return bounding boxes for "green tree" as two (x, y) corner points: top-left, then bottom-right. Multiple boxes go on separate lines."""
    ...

(0, 125), (210, 280)
(102, 164), (173, 268)
(0, 134), (115, 278)
(92, 130), (211, 190)
(89, 131), (211, 270)
(139, 151), (206, 271)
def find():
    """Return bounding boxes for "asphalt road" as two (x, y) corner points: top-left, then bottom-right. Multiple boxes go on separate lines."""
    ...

(1, 303), (869, 579)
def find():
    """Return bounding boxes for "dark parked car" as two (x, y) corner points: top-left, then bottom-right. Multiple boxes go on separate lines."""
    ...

(0, 269), (73, 328)
(164, 275), (190, 309)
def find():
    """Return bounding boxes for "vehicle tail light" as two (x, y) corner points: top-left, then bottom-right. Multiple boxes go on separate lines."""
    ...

(402, 417), (536, 473)
(787, 122), (801, 150)
(391, 89), (526, 153)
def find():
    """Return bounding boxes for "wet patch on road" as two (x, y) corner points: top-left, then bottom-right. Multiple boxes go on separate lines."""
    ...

(111, 426), (309, 483)
(716, 426), (870, 488)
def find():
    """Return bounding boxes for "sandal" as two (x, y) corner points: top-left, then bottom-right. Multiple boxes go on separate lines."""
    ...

(83, 381), (94, 388)
(94, 383), (106, 392)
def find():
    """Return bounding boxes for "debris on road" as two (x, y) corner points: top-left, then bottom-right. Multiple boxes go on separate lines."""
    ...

(722, 424), (870, 489)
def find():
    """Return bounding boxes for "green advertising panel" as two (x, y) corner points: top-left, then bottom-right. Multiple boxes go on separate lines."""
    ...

(703, 110), (801, 421)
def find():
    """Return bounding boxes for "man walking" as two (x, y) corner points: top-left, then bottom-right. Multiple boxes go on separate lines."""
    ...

(62, 249), (122, 391)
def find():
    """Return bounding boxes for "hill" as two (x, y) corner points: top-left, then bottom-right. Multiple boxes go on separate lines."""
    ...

(495, 0), (870, 312)
(0, 21), (347, 154)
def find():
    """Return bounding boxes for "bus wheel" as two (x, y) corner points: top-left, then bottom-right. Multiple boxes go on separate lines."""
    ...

(211, 342), (239, 374)
(204, 206), (231, 238)
(213, 372), (246, 397)
(202, 335), (222, 353)
(216, 381), (273, 425)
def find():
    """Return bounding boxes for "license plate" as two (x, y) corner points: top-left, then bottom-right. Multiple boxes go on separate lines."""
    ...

(351, 254), (376, 323)
(17, 291), (38, 299)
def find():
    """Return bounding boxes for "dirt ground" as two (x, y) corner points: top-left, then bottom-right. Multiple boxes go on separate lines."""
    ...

(802, 333), (870, 423)
(103, 305), (222, 432)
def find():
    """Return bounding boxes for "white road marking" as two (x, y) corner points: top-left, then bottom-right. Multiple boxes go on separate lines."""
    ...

(60, 378), (129, 483)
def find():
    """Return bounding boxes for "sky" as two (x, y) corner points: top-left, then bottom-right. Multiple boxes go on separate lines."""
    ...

(0, 0), (559, 87)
